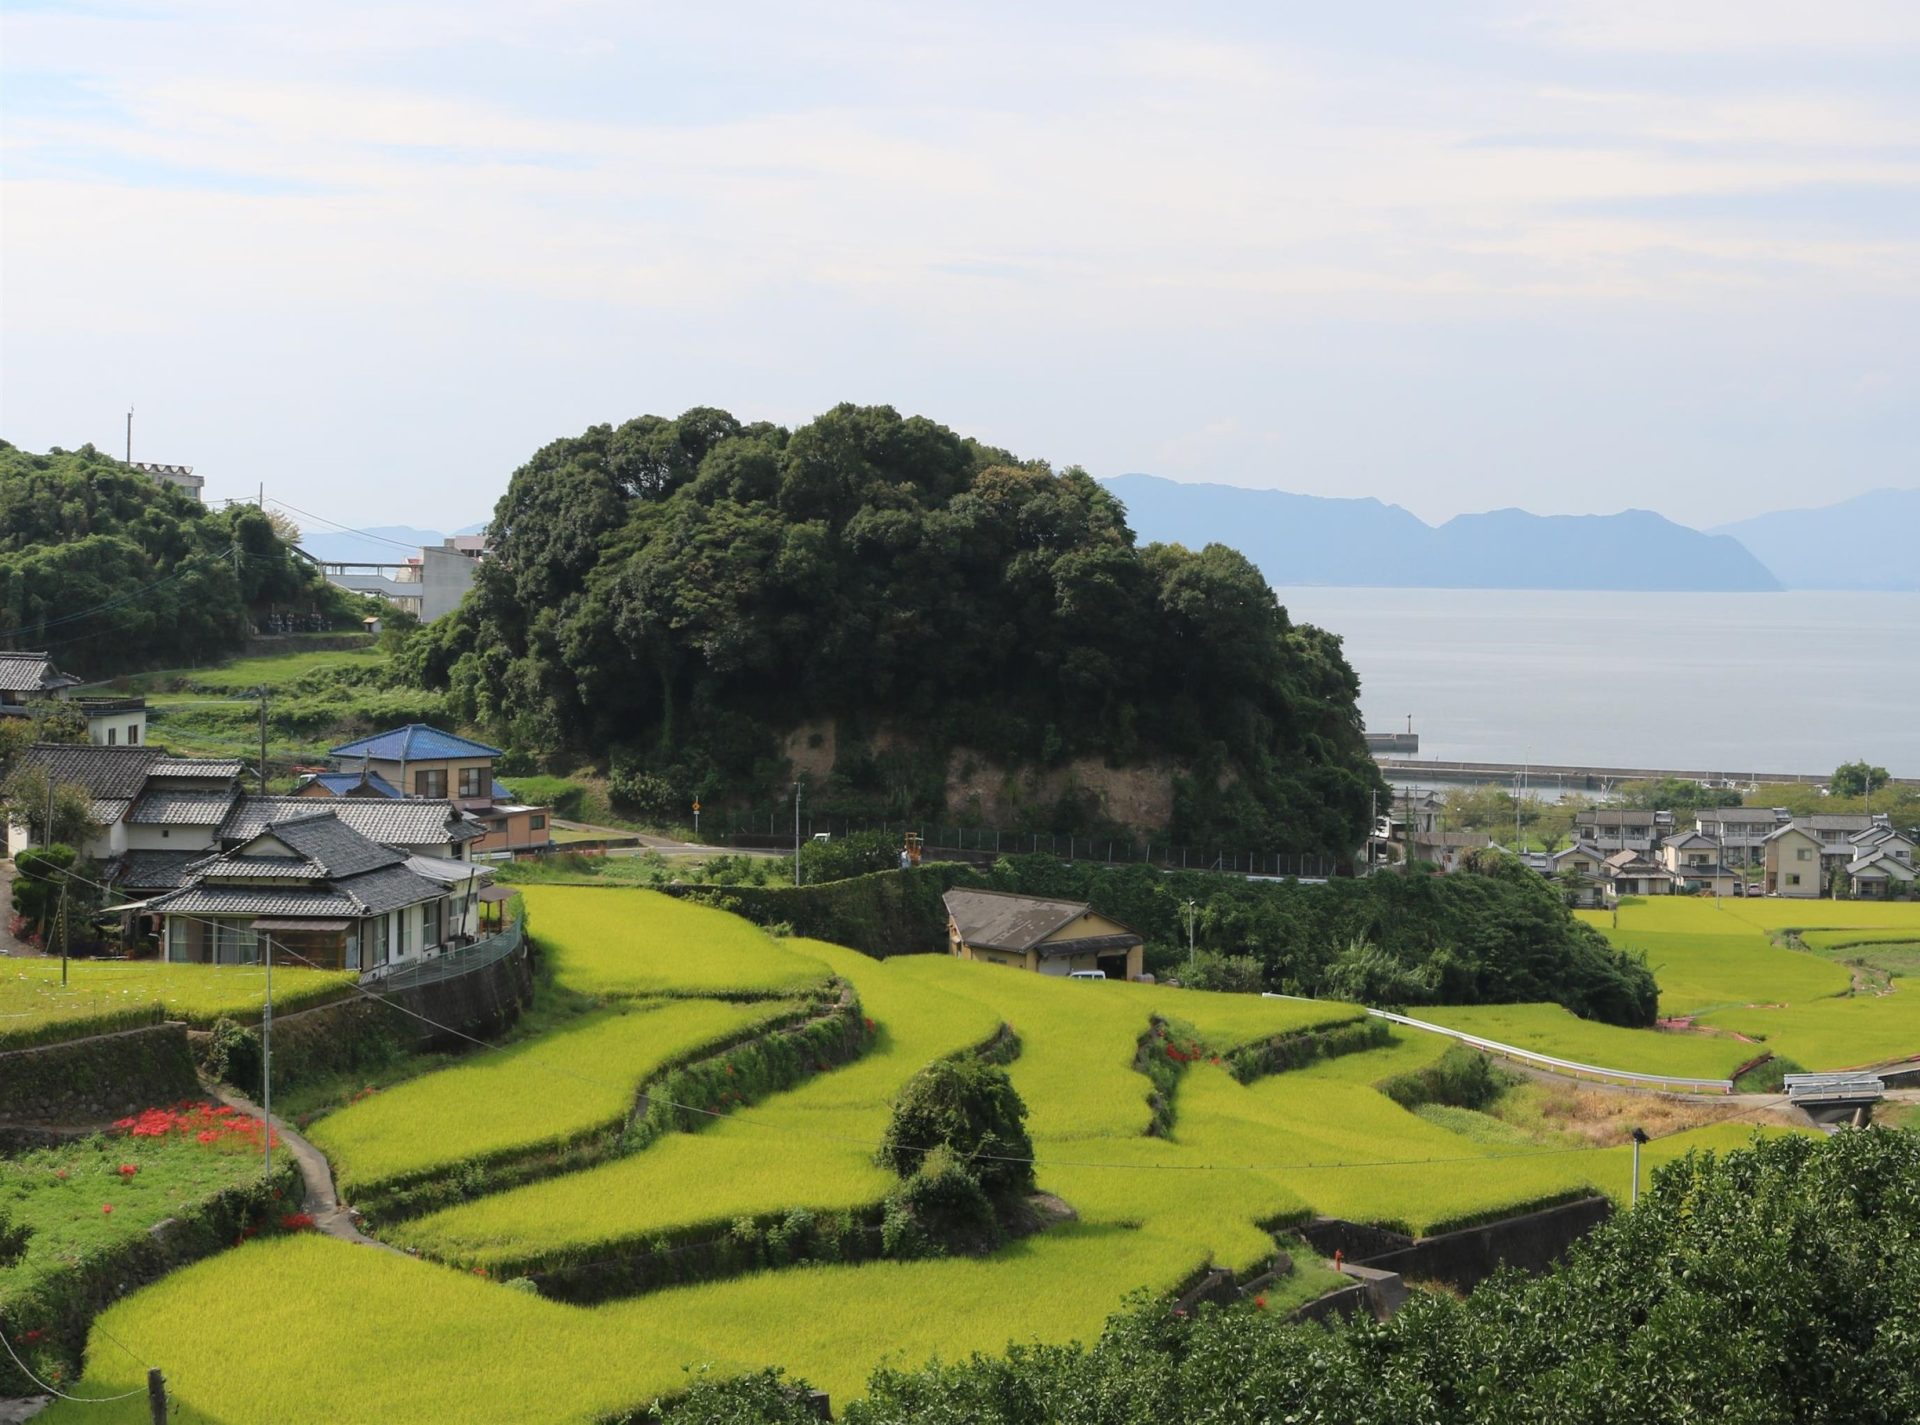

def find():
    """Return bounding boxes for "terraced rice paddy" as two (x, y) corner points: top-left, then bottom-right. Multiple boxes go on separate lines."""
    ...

(1414, 1003), (1759, 1082)
(44, 888), (1811, 1423)
(310, 997), (801, 1197)
(520, 885), (833, 999)
(0, 958), (355, 1048)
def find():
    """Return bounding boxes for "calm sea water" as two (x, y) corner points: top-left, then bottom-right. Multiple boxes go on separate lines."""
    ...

(1272, 587), (1920, 777)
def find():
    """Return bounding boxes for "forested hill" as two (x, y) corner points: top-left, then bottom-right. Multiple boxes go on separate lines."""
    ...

(404, 404), (1386, 853)
(0, 442), (357, 674)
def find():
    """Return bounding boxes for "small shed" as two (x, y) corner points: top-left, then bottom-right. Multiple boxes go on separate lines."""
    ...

(942, 887), (1144, 981)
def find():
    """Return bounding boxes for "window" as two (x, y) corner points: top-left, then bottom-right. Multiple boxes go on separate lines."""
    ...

(346, 924), (361, 972)
(128, 724), (140, 745)
(106, 727), (117, 746)
(529, 814), (546, 832)
(458, 766), (487, 798)
(423, 898), (442, 949)
(168, 918), (191, 962)
(414, 768), (447, 798)
(398, 908), (413, 959)
(1796, 847), (1812, 862)
(368, 915), (390, 967)
(213, 923), (258, 966)
(1787, 873), (1801, 887)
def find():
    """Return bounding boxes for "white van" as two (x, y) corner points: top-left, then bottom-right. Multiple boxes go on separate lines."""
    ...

(1067, 969), (1107, 980)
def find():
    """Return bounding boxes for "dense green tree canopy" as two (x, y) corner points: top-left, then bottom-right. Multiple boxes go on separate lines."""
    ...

(1831, 760), (1892, 798)
(0, 442), (359, 673)
(407, 405), (1384, 852)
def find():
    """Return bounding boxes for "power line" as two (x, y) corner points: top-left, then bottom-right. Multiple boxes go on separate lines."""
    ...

(0, 1322), (149, 1404)
(19, 855), (1801, 1178)
(265, 498), (426, 556)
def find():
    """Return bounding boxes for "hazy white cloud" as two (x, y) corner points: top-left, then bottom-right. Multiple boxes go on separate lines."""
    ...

(2, 0), (1916, 527)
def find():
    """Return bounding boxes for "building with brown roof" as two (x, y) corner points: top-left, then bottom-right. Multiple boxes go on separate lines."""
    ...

(942, 887), (1144, 981)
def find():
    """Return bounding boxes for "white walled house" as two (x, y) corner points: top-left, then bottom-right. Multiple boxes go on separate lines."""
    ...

(1764, 825), (1824, 898)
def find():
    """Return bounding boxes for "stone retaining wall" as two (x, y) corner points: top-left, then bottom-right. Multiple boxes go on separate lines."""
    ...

(0, 1022), (200, 1125)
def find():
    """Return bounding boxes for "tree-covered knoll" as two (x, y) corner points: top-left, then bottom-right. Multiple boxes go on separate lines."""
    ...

(0, 442), (362, 673)
(655, 1128), (1920, 1425)
(404, 404), (1385, 852)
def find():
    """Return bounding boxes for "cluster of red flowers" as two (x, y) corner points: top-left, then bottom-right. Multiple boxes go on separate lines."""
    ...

(116, 1162), (139, 1179)
(280, 1212), (317, 1231)
(113, 1101), (278, 1151)
(863, 1016), (876, 1034)
(1163, 1040), (1205, 1064)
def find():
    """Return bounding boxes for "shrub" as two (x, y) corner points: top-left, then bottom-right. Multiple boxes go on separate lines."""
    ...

(880, 1146), (999, 1259)
(201, 1017), (263, 1094)
(1380, 1043), (1504, 1111)
(878, 1058), (1035, 1197)
(610, 766), (679, 819)
(1183, 950), (1265, 993)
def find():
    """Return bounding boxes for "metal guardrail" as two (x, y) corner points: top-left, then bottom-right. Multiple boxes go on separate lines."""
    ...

(373, 922), (524, 992)
(1783, 1072), (1884, 1104)
(1363, 1006), (1737, 1094)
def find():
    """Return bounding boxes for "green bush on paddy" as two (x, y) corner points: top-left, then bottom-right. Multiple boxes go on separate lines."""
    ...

(1380, 1043), (1505, 1112)
(878, 1058), (1035, 1197)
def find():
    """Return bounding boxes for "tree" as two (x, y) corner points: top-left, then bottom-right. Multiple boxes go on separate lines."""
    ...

(415, 405), (1386, 856)
(878, 1057), (1035, 1197)
(1, 767), (97, 848)
(11, 844), (81, 941)
(1832, 760), (1891, 798)
(1615, 777), (1719, 817)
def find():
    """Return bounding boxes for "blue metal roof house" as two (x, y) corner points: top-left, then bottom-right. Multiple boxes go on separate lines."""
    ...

(321, 723), (550, 857)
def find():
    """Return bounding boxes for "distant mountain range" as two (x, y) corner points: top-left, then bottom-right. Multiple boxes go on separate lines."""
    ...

(298, 522), (487, 565)
(1711, 489), (1920, 592)
(1102, 475), (1784, 592)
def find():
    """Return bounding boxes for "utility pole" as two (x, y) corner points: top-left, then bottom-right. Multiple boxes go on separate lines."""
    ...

(1630, 1126), (1649, 1205)
(56, 878), (70, 988)
(147, 1367), (167, 1425)
(1184, 899), (1197, 970)
(793, 781), (803, 887)
(261, 935), (273, 1172)
(258, 693), (269, 795)
(126, 406), (133, 465)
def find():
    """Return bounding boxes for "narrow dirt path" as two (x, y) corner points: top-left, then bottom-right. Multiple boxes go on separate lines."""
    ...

(205, 1084), (400, 1254)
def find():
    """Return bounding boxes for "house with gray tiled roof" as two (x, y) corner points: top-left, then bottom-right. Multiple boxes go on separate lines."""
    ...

(218, 794), (485, 859)
(150, 811), (481, 973)
(0, 651), (151, 747)
(3, 743), (246, 863)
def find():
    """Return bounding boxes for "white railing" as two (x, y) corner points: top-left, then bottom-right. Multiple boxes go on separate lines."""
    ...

(1258, 992), (1739, 1093)
(1365, 1007), (1736, 1094)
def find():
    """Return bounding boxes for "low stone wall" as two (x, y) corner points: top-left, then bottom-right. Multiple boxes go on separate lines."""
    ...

(1358, 1196), (1611, 1292)
(195, 933), (536, 1094)
(0, 1023), (200, 1125)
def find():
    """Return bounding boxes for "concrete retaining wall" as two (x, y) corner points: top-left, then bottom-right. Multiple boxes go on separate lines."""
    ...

(1358, 1196), (1611, 1292)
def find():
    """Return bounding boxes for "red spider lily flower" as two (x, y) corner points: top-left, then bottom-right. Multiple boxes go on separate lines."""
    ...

(117, 1163), (139, 1178)
(470, 1266), (488, 1277)
(22, 1329), (44, 1344)
(863, 1017), (876, 1033)
(54, 1169), (68, 1181)
(101, 1203), (113, 1215)
(1254, 1295), (1268, 1309)
(280, 1212), (317, 1231)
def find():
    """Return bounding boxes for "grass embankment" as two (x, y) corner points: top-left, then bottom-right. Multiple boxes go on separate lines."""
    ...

(47, 889), (1800, 1423)
(106, 641), (439, 777)
(1, 959), (357, 1049)
(0, 1107), (296, 1395)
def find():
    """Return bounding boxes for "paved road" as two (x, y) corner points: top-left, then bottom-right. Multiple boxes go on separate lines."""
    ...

(207, 1084), (399, 1254)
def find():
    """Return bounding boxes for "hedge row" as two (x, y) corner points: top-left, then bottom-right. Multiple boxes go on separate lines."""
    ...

(663, 864), (981, 959)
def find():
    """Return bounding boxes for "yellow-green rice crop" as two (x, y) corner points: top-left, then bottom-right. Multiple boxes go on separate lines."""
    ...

(1797, 930), (1920, 954)
(518, 886), (831, 998)
(1413, 1003), (1758, 1081)
(392, 940), (997, 1266)
(44, 1224), (1345, 1423)
(1698, 991), (1920, 1071)
(0, 957), (355, 1045)
(43, 888), (1811, 1422)
(311, 997), (797, 1195)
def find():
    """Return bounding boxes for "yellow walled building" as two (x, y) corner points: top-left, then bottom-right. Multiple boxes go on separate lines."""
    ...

(943, 887), (1145, 980)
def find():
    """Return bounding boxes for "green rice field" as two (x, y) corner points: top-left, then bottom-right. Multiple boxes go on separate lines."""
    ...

(0, 958), (357, 1048)
(1414, 1003), (1760, 1082)
(309, 996), (800, 1198)
(519, 886), (834, 999)
(43, 886), (1797, 1423)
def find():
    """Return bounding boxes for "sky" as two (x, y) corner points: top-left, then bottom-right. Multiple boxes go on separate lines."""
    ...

(2, 0), (1916, 531)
